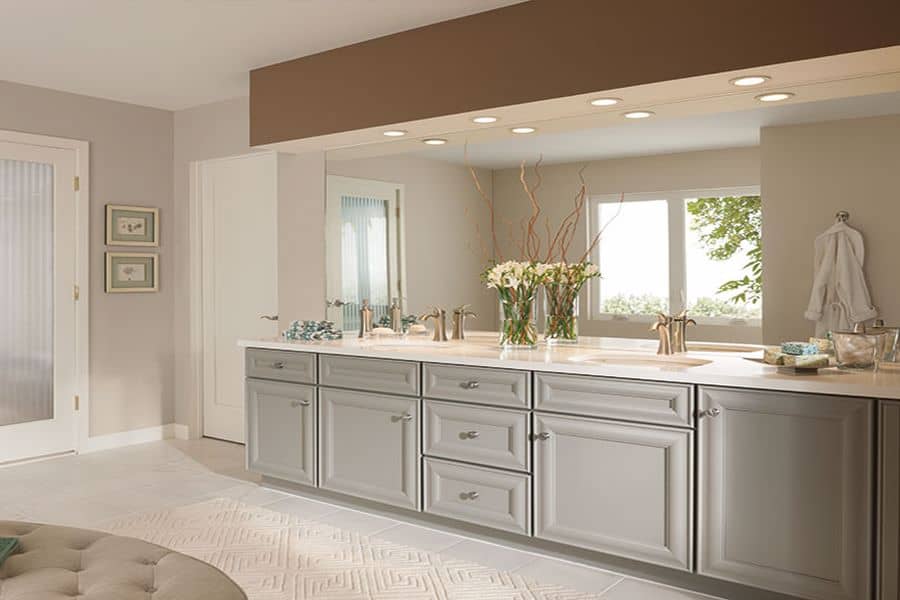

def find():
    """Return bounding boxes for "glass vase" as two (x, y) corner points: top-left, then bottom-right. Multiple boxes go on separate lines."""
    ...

(498, 288), (538, 349)
(544, 283), (580, 344)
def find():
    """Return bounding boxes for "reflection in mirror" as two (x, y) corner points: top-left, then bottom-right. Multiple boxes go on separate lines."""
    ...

(326, 87), (900, 344)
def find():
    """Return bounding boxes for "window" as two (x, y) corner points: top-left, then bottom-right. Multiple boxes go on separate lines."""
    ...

(589, 187), (761, 326)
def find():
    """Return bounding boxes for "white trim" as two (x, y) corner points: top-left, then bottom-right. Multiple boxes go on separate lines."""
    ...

(173, 424), (191, 440)
(0, 129), (90, 456)
(80, 423), (175, 453)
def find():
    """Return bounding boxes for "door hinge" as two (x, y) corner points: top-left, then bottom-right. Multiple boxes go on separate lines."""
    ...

(73, 176), (80, 192)
(73, 284), (80, 301)
(74, 395), (80, 411)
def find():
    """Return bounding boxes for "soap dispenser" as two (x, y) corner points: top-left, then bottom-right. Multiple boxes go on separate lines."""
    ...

(389, 298), (403, 334)
(358, 299), (373, 338)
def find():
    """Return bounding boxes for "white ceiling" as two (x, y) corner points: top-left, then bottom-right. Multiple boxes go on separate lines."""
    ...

(0, 0), (524, 110)
(415, 91), (900, 168)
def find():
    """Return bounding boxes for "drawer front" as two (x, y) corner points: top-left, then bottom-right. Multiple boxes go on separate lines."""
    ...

(424, 400), (529, 471)
(319, 355), (419, 396)
(535, 372), (692, 427)
(423, 363), (529, 408)
(246, 348), (316, 384)
(424, 458), (531, 535)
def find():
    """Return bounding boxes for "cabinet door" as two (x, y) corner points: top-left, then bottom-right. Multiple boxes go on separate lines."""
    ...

(881, 402), (900, 600)
(534, 414), (692, 570)
(319, 388), (419, 510)
(246, 379), (316, 486)
(698, 387), (872, 600)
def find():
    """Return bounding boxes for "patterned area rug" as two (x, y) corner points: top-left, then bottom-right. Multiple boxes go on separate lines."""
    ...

(101, 498), (602, 599)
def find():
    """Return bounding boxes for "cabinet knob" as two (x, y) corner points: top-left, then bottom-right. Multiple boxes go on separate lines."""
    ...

(461, 380), (480, 390)
(272, 361), (286, 369)
(460, 430), (480, 440)
(460, 491), (480, 501)
(535, 432), (551, 441)
(700, 407), (721, 418)
(290, 400), (310, 408)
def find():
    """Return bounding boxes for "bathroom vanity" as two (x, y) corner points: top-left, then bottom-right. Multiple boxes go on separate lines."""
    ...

(240, 335), (900, 600)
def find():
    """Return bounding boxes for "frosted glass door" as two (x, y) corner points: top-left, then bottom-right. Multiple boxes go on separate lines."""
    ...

(0, 138), (77, 463)
(1, 159), (54, 426)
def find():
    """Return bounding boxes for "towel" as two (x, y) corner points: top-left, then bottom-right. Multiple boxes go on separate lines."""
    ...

(804, 221), (877, 337)
(0, 537), (18, 566)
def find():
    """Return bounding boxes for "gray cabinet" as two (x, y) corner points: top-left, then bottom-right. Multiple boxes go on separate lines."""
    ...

(425, 458), (531, 535)
(246, 378), (316, 486)
(319, 388), (420, 510)
(881, 402), (900, 600)
(423, 363), (529, 408)
(246, 348), (316, 384)
(319, 355), (419, 396)
(534, 413), (693, 570)
(698, 387), (872, 600)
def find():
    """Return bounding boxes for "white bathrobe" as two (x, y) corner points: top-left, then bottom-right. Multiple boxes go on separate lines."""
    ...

(804, 221), (877, 337)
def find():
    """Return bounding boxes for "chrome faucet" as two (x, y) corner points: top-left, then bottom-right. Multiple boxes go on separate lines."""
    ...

(451, 305), (477, 340)
(420, 307), (448, 342)
(651, 313), (673, 355)
(671, 311), (697, 353)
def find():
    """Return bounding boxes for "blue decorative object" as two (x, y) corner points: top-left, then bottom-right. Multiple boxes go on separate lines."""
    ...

(781, 341), (818, 356)
(283, 320), (343, 341)
(375, 314), (419, 333)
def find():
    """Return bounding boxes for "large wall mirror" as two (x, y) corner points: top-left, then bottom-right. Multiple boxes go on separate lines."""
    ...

(325, 73), (900, 344)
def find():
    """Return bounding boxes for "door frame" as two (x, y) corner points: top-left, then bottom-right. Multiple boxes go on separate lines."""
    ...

(0, 129), (90, 456)
(188, 150), (276, 441)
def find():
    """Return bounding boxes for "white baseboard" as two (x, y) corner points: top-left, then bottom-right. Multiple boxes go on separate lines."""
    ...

(173, 424), (191, 440)
(81, 423), (176, 453)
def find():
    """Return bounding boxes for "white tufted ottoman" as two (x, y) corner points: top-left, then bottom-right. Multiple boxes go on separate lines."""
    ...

(0, 521), (247, 600)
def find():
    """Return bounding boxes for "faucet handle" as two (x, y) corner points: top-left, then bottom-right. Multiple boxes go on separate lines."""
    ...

(454, 304), (477, 318)
(420, 306), (445, 321)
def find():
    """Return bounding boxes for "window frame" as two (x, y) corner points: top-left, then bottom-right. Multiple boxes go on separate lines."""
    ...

(586, 186), (761, 328)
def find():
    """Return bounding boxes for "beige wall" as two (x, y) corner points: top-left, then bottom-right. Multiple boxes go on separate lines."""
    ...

(761, 114), (900, 343)
(0, 80), (175, 437)
(327, 155), (496, 328)
(492, 147), (762, 342)
(172, 98), (325, 436)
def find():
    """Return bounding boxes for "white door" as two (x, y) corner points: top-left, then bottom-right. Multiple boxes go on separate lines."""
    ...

(200, 153), (279, 442)
(0, 140), (78, 463)
(325, 175), (404, 331)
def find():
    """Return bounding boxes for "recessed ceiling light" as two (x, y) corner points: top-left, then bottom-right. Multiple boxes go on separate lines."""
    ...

(730, 75), (770, 87)
(755, 92), (795, 102)
(511, 126), (536, 134)
(623, 110), (654, 119)
(382, 129), (407, 137)
(422, 138), (448, 145)
(590, 97), (621, 107)
(472, 116), (498, 124)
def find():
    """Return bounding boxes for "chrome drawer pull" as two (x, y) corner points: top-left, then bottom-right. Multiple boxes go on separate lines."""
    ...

(460, 430), (480, 440)
(459, 491), (480, 501)
(290, 400), (310, 408)
(534, 432), (551, 441)
(460, 380), (480, 390)
(700, 407), (721, 418)
(272, 361), (286, 369)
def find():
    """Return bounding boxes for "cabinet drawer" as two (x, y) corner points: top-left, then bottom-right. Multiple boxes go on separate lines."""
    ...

(535, 372), (692, 427)
(424, 458), (531, 535)
(423, 363), (529, 408)
(424, 400), (530, 471)
(319, 355), (419, 396)
(246, 348), (316, 384)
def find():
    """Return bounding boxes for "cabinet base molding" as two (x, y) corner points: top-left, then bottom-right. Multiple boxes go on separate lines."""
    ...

(259, 475), (806, 600)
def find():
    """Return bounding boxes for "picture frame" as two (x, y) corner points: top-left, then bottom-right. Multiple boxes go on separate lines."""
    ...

(105, 252), (159, 293)
(106, 204), (159, 246)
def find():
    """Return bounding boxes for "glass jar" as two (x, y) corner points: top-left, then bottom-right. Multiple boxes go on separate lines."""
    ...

(544, 285), (579, 344)
(870, 321), (900, 362)
(498, 288), (538, 349)
(832, 330), (885, 370)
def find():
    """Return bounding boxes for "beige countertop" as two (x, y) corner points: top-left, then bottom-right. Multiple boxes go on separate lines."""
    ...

(239, 332), (900, 400)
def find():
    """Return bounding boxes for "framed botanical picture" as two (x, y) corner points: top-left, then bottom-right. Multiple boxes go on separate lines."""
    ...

(105, 252), (158, 293)
(106, 204), (158, 246)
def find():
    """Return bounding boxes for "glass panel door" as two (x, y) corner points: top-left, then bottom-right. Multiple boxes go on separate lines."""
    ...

(0, 159), (54, 426)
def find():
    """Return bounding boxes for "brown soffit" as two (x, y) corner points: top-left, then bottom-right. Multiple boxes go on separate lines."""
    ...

(249, 0), (900, 146)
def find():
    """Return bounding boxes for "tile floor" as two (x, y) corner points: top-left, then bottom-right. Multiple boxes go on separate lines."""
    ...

(0, 438), (719, 599)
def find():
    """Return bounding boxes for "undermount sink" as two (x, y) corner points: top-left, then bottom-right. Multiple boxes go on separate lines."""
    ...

(568, 353), (712, 368)
(687, 343), (760, 353)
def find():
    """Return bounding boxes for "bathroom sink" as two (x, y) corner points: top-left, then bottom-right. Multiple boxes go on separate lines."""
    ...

(568, 352), (712, 368)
